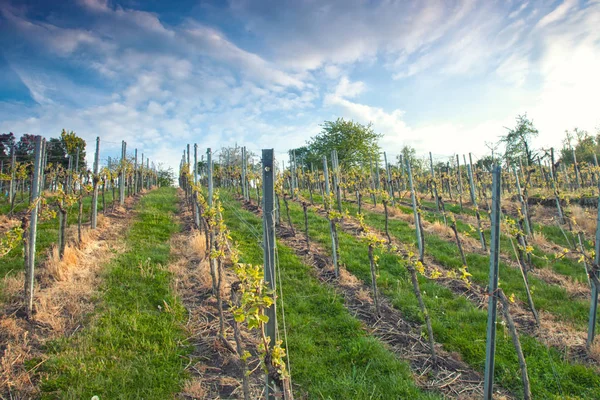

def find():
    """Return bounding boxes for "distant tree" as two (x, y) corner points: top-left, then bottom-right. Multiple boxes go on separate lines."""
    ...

(307, 118), (382, 169)
(288, 146), (312, 170)
(500, 114), (538, 166)
(475, 155), (495, 172)
(397, 145), (425, 172)
(46, 137), (69, 168)
(60, 129), (86, 171)
(560, 128), (598, 165)
(0, 133), (15, 164)
(14, 134), (37, 164)
(157, 166), (175, 186)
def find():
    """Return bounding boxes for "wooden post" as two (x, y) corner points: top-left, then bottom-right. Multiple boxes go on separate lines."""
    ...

(484, 165), (502, 399)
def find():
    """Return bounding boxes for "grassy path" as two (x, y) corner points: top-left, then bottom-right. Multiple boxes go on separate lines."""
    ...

(39, 188), (189, 399)
(221, 193), (439, 399)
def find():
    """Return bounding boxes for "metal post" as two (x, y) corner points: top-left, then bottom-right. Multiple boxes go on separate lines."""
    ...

(323, 156), (339, 276)
(430, 152), (440, 211)
(40, 139), (47, 191)
(323, 156), (330, 202)
(91, 137), (100, 229)
(513, 166), (531, 236)
(26, 136), (43, 315)
(242, 146), (247, 200)
(262, 149), (279, 399)
(207, 149), (213, 206)
(456, 154), (464, 210)
(119, 141), (126, 205)
(406, 158), (423, 261)
(134, 149), (138, 195)
(588, 188), (600, 349)
(484, 165), (502, 399)
(384, 152), (394, 205)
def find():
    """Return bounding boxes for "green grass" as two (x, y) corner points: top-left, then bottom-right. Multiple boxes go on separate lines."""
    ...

(282, 194), (600, 399)
(1, 189), (117, 300)
(220, 192), (439, 400)
(39, 187), (189, 399)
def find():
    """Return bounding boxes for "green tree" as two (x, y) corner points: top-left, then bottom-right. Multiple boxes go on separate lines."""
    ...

(560, 128), (598, 165)
(15, 134), (37, 164)
(0, 133), (15, 164)
(157, 166), (174, 186)
(397, 145), (426, 172)
(60, 129), (86, 171)
(307, 118), (382, 169)
(501, 114), (538, 166)
(288, 146), (312, 170)
(46, 137), (69, 168)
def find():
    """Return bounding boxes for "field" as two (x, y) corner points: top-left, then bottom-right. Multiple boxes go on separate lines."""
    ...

(1, 140), (600, 399)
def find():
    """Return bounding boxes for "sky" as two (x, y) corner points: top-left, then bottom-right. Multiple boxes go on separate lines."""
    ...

(1, 0), (599, 171)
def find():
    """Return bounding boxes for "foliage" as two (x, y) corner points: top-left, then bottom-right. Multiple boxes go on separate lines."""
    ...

(157, 166), (175, 187)
(0, 132), (15, 164)
(305, 118), (382, 169)
(60, 129), (86, 171)
(501, 114), (538, 166)
(15, 133), (37, 164)
(397, 145), (424, 172)
(560, 128), (600, 165)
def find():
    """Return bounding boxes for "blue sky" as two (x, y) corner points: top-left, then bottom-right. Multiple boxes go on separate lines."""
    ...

(1, 0), (599, 170)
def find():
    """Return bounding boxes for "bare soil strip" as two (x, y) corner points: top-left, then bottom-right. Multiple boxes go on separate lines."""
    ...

(173, 192), (264, 399)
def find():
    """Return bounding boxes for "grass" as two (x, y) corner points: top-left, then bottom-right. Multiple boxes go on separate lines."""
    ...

(38, 187), (189, 399)
(281, 194), (600, 399)
(220, 192), (439, 400)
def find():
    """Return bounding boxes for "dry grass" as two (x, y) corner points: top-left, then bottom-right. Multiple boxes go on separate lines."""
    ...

(189, 229), (207, 255)
(338, 267), (362, 288)
(590, 338), (600, 363)
(0, 197), (135, 398)
(424, 220), (453, 239)
(181, 380), (207, 399)
(532, 268), (588, 298)
(570, 205), (596, 236)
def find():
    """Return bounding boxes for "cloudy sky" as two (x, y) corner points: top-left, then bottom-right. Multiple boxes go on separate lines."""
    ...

(1, 0), (599, 170)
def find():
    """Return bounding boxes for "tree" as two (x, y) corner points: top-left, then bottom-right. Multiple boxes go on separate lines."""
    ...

(0, 133), (15, 164)
(475, 155), (495, 172)
(501, 114), (538, 166)
(560, 128), (598, 165)
(15, 134), (37, 164)
(46, 137), (69, 168)
(397, 145), (425, 172)
(288, 146), (312, 170)
(307, 118), (382, 169)
(60, 129), (86, 171)
(157, 166), (175, 186)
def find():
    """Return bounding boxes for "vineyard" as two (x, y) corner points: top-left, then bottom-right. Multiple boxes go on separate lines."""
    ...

(1, 132), (600, 399)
